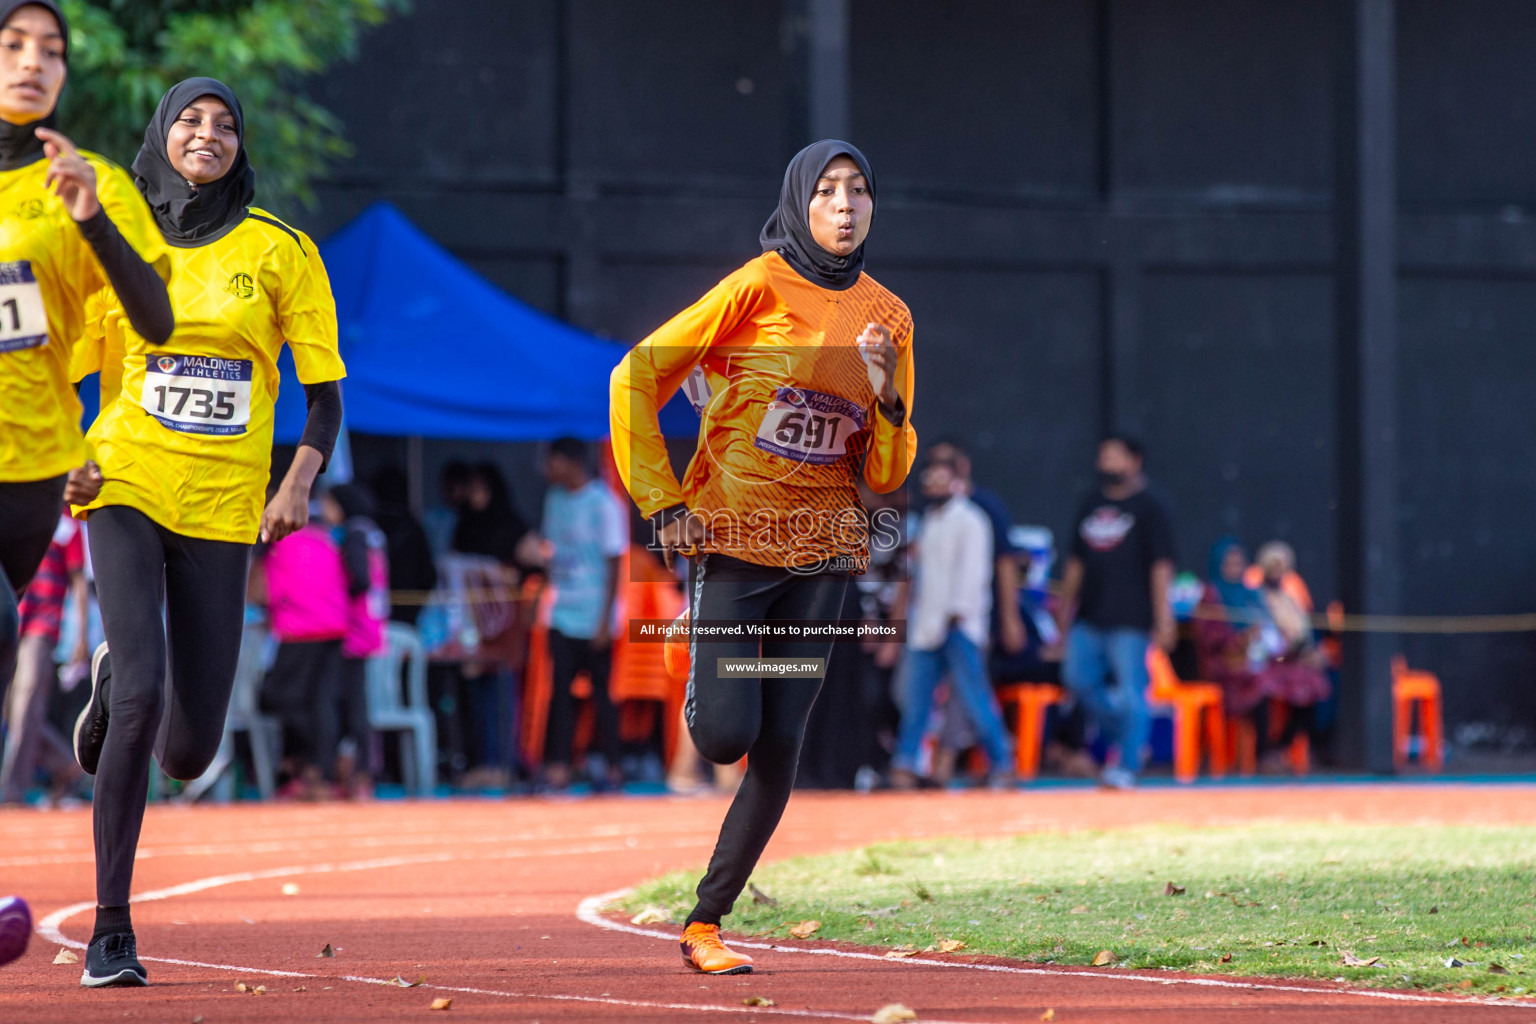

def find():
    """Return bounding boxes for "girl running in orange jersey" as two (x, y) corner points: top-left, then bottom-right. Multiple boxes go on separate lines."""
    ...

(611, 139), (916, 975)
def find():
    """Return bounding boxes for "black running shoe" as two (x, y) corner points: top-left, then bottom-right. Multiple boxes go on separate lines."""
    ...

(73, 644), (112, 776)
(81, 932), (146, 988)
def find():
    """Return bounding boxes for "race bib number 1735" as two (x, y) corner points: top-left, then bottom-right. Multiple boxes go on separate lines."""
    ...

(0, 261), (49, 354)
(141, 354), (254, 436)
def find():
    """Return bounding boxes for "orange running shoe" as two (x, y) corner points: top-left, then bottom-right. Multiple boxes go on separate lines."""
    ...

(679, 923), (754, 975)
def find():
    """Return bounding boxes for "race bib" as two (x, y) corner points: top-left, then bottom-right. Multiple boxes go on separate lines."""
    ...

(0, 261), (49, 354)
(141, 354), (253, 436)
(753, 386), (865, 465)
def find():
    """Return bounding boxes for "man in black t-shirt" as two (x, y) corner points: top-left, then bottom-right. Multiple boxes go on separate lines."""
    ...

(1055, 435), (1177, 789)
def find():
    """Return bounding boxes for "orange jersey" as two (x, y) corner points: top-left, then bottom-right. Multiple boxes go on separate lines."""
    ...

(610, 251), (916, 570)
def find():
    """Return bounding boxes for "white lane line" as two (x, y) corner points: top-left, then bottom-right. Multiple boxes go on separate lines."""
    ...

(2, 821), (722, 869)
(33, 845), (972, 1024)
(576, 887), (1533, 1011)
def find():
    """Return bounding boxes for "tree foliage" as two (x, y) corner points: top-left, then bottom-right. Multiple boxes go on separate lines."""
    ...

(58, 0), (408, 210)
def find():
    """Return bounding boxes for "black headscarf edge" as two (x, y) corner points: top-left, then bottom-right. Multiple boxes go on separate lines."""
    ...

(132, 76), (256, 246)
(0, 0), (69, 172)
(759, 139), (876, 291)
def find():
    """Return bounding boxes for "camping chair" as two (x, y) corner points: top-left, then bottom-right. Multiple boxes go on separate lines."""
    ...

(366, 622), (436, 795)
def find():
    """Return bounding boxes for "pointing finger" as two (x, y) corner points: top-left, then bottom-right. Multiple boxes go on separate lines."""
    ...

(33, 126), (78, 157)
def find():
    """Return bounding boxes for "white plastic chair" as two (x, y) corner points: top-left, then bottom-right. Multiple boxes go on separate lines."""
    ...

(366, 622), (436, 796)
(185, 621), (279, 802)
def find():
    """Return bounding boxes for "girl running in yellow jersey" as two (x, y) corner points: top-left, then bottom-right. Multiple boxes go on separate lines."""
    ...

(611, 140), (916, 975)
(0, 0), (171, 972)
(69, 78), (345, 988)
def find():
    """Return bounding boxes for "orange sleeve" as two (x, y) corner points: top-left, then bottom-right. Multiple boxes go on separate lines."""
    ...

(609, 260), (769, 517)
(862, 316), (917, 494)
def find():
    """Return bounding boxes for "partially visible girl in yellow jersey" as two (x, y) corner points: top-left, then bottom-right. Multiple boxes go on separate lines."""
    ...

(67, 77), (344, 988)
(0, 0), (173, 972)
(611, 139), (915, 975)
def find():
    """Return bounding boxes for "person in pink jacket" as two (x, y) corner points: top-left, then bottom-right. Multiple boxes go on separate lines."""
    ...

(320, 484), (388, 798)
(260, 503), (348, 798)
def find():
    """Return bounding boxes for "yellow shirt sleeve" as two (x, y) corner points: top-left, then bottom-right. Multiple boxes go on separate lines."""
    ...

(277, 230), (345, 384)
(609, 260), (769, 518)
(89, 158), (170, 288)
(862, 317), (917, 494)
(69, 287), (110, 382)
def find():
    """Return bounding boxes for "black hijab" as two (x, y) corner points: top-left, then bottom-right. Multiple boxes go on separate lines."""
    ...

(132, 77), (255, 246)
(759, 139), (876, 291)
(0, 0), (67, 172)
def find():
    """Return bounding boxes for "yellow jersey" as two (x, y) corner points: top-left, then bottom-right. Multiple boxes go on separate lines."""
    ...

(0, 152), (168, 482)
(610, 251), (916, 570)
(73, 208), (344, 544)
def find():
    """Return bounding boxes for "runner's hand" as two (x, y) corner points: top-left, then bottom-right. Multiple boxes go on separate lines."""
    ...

(38, 128), (102, 222)
(658, 514), (707, 572)
(260, 481), (310, 544)
(64, 460), (103, 505)
(857, 323), (898, 407)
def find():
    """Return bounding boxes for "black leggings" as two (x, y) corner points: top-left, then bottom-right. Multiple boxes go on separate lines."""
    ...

(545, 629), (620, 767)
(89, 504), (250, 906)
(262, 639), (342, 775)
(686, 554), (849, 922)
(0, 476), (67, 711)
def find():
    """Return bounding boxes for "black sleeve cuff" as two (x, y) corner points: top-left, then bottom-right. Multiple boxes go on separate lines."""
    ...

(299, 380), (343, 472)
(648, 503), (691, 534)
(877, 395), (906, 427)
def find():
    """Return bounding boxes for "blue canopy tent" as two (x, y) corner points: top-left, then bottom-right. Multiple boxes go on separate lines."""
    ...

(269, 201), (697, 445)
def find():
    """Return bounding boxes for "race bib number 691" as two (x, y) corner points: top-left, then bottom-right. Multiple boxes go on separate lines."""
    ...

(141, 354), (253, 436)
(753, 386), (866, 465)
(0, 261), (49, 354)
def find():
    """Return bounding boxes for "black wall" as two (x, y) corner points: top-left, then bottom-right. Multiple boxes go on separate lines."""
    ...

(294, 0), (1536, 735)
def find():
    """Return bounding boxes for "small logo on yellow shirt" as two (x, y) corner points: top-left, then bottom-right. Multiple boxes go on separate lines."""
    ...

(12, 199), (44, 220)
(225, 273), (255, 300)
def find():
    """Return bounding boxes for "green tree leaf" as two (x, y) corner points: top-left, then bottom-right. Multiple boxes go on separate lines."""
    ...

(57, 0), (408, 211)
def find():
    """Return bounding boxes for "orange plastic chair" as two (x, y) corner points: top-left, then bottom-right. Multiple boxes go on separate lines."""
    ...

(1390, 655), (1444, 771)
(1145, 647), (1227, 783)
(996, 683), (1065, 779)
(1230, 700), (1309, 776)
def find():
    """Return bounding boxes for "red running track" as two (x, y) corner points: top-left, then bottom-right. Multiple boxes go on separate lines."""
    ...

(1, 785), (1532, 1023)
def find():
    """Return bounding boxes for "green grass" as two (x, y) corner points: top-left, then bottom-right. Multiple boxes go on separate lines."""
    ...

(617, 823), (1536, 998)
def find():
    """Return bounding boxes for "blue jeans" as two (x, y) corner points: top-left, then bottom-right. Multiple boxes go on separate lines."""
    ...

(893, 627), (1014, 773)
(1063, 623), (1151, 773)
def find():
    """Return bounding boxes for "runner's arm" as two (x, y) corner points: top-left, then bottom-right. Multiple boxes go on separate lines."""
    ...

(75, 210), (173, 346)
(299, 380), (342, 472)
(862, 323), (916, 494)
(609, 264), (766, 522)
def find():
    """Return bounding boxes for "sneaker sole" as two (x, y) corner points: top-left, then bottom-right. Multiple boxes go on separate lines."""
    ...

(80, 967), (148, 988)
(0, 897), (31, 967)
(681, 958), (754, 975)
(73, 645), (111, 776)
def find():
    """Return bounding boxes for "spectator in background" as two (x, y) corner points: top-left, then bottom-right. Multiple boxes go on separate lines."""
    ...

(1194, 538), (1271, 722)
(452, 462), (535, 570)
(1055, 434), (1177, 790)
(889, 459), (1014, 789)
(0, 513), (86, 804)
(1195, 537), (1330, 771)
(259, 503), (349, 799)
(539, 437), (627, 791)
(1246, 540), (1313, 614)
(926, 441), (1027, 657)
(368, 466), (437, 626)
(321, 484), (389, 799)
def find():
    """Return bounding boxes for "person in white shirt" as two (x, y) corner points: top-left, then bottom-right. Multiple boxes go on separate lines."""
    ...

(539, 437), (628, 791)
(890, 459), (1014, 787)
